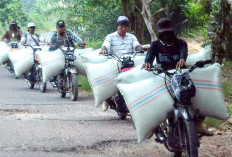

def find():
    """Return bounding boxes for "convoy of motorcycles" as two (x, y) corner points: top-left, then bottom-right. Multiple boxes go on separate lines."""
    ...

(1, 38), (217, 157)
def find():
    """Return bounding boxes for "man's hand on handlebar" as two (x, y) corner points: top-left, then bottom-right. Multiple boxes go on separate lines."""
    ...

(81, 41), (86, 45)
(143, 63), (152, 71)
(176, 59), (187, 69)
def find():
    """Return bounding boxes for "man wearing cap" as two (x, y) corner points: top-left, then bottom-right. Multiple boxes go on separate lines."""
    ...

(48, 20), (86, 51)
(100, 16), (142, 56)
(144, 18), (188, 71)
(21, 22), (40, 46)
(144, 18), (213, 136)
(100, 16), (142, 112)
(1, 21), (23, 41)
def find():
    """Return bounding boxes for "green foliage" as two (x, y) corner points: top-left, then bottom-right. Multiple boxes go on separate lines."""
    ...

(223, 80), (232, 98)
(204, 117), (223, 128)
(79, 75), (91, 91)
(0, 0), (28, 34)
(185, 1), (210, 27)
(87, 40), (103, 49)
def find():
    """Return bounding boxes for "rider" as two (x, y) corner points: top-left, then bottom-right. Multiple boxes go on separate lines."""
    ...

(48, 20), (86, 87)
(100, 16), (142, 112)
(48, 20), (86, 51)
(144, 17), (213, 136)
(21, 22), (40, 46)
(1, 21), (23, 42)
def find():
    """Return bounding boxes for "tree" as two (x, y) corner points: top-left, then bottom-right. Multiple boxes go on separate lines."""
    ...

(212, 0), (231, 63)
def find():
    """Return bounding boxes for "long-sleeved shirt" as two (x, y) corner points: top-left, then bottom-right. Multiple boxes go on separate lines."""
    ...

(101, 31), (141, 57)
(48, 29), (82, 51)
(145, 39), (188, 70)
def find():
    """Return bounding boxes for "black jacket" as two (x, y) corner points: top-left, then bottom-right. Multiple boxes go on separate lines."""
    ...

(145, 39), (188, 70)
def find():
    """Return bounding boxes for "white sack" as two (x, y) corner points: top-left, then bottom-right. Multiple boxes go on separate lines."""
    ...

(0, 42), (10, 64)
(8, 48), (34, 77)
(186, 45), (212, 66)
(36, 49), (65, 83)
(85, 60), (122, 107)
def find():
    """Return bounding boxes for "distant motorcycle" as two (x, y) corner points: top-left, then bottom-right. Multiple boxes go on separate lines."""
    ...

(104, 51), (144, 120)
(23, 45), (47, 92)
(52, 46), (79, 101)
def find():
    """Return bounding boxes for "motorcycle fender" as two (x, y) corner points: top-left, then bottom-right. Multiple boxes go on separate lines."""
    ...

(168, 107), (191, 124)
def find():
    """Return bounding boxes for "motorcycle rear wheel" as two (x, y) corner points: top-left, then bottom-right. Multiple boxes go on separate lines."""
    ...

(38, 69), (46, 93)
(69, 73), (78, 101)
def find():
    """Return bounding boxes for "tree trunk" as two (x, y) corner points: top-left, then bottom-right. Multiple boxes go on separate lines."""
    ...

(141, 0), (157, 42)
(212, 0), (231, 63)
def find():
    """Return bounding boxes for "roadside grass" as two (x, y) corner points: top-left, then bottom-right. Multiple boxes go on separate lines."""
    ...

(78, 75), (92, 91)
(204, 61), (232, 129)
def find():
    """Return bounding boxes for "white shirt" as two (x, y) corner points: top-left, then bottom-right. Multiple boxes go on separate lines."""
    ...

(21, 33), (40, 46)
(102, 31), (140, 56)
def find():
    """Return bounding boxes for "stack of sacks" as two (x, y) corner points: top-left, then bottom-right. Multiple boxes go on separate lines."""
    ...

(0, 42), (11, 64)
(116, 63), (228, 143)
(186, 45), (212, 66)
(74, 48), (103, 76)
(36, 48), (65, 83)
(85, 59), (122, 107)
(8, 47), (34, 77)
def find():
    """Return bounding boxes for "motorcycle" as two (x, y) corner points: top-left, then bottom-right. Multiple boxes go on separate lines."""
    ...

(52, 46), (79, 101)
(23, 45), (47, 92)
(104, 51), (144, 120)
(151, 60), (212, 157)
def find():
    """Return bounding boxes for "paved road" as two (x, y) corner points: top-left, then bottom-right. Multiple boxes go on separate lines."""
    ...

(0, 67), (170, 157)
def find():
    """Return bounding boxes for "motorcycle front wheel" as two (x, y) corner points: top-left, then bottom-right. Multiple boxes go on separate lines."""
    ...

(173, 120), (199, 157)
(38, 69), (46, 93)
(69, 73), (78, 101)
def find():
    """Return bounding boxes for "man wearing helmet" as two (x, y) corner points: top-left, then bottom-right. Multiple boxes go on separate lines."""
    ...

(21, 22), (40, 46)
(1, 21), (23, 41)
(48, 20), (86, 51)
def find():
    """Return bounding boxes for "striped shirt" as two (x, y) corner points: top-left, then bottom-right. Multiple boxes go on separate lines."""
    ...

(102, 31), (141, 56)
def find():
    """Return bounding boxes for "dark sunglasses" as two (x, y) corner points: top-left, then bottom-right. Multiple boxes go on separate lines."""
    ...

(58, 25), (65, 28)
(29, 27), (35, 29)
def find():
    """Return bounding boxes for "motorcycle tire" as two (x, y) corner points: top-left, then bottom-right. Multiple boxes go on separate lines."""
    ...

(173, 120), (199, 157)
(27, 81), (34, 89)
(117, 112), (127, 120)
(69, 73), (78, 101)
(38, 69), (46, 93)
(60, 92), (66, 98)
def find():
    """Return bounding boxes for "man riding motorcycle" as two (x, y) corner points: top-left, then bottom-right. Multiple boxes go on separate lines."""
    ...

(48, 20), (86, 87)
(144, 17), (213, 136)
(99, 16), (142, 112)
(21, 22), (40, 46)
(1, 21), (23, 42)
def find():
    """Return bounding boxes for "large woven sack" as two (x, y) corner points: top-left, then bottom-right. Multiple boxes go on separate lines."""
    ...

(85, 60), (122, 107)
(8, 48), (34, 77)
(116, 64), (154, 84)
(36, 49), (65, 83)
(74, 48), (95, 76)
(80, 49), (108, 64)
(117, 63), (228, 143)
(117, 76), (174, 143)
(186, 45), (212, 66)
(190, 63), (229, 120)
(0, 42), (10, 64)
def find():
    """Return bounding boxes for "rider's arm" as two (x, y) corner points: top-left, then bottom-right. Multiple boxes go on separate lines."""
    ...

(20, 34), (26, 45)
(66, 29), (82, 44)
(145, 41), (158, 65)
(48, 32), (58, 51)
(179, 40), (188, 61)
(1, 31), (8, 41)
(131, 35), (142, 51)
(101, 34), (112, 53)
